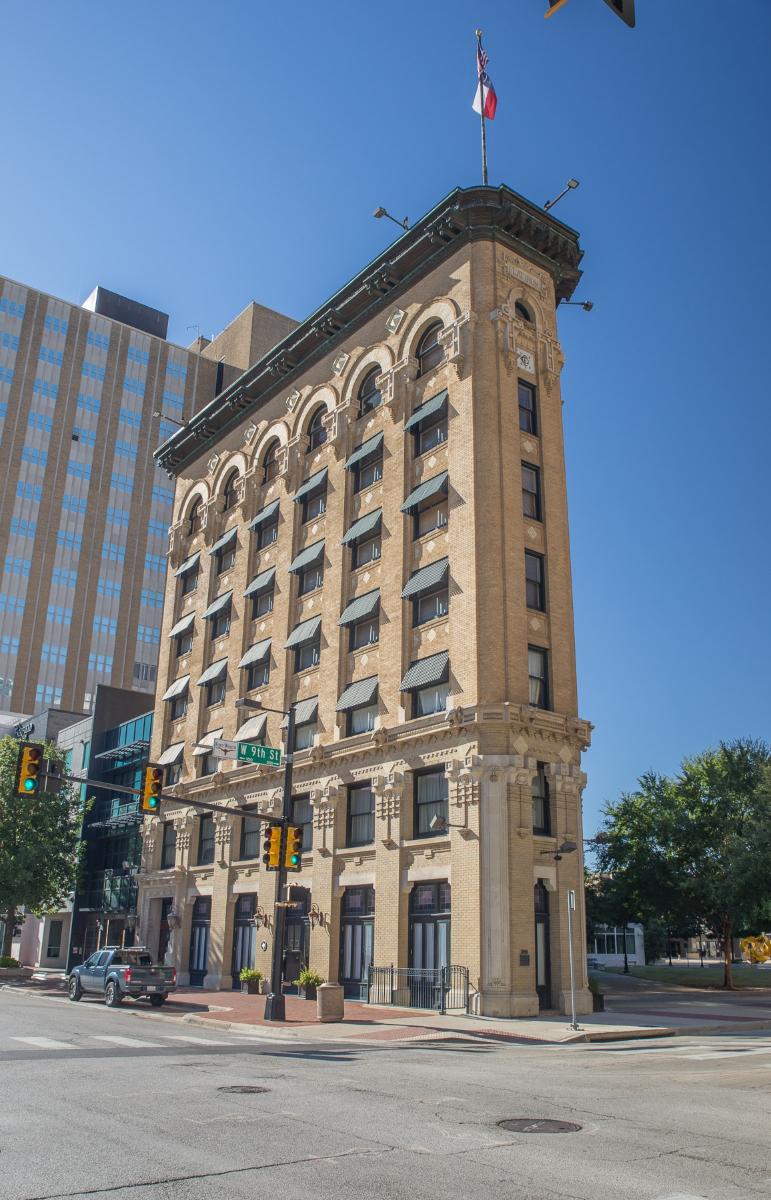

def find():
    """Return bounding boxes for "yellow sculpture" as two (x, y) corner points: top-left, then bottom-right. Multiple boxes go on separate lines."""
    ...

(740, 935), (771, 963)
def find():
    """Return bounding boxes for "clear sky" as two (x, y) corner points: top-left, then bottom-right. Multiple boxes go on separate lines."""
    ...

(3, 2), (769, 834)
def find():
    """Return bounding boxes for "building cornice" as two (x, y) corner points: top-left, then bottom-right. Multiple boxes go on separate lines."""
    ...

(155, 184), (583, 476)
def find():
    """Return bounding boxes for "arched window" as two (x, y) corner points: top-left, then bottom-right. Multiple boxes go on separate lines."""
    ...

(188, 497), (203, 536)
(307, 407), (327, 451)
(415, 321), (445, 377)
(262, 440), (280, 484)
(515, 301), (533, 323)
(222, 469), (240, 511)
(358, 368), (382, 417)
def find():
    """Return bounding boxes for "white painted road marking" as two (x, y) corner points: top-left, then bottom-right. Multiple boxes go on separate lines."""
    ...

(161, 1034), (238, 1046)
(11, 1036), (73, 1049)
(92, 1035), (162, 1048)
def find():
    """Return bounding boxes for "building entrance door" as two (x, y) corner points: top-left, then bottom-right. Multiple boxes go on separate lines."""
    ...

(534, 882), (551, 1009)
(158, 898), (173, 963)
(339, 886), (374, 999)
(189, 897), (211, 987)
(284, 887), (310, 988)
(231, 894), (257, 988)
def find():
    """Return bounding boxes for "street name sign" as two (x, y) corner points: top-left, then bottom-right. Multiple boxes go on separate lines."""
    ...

(237, 742), (282, 767)
(212, 738), (238, 758)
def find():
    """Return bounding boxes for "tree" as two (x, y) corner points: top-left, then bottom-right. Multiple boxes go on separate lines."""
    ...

(597, 740), (771, 988)
(0, 737), (84, 958)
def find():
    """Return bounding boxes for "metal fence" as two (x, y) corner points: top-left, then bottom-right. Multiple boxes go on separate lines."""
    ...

(368, 965), (469, 1013)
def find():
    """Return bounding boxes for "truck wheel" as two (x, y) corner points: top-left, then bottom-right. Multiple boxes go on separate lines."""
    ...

(68, 976), (82, 1002)
(105, 981), (123, 1008)
(149, 994), (167, 1007)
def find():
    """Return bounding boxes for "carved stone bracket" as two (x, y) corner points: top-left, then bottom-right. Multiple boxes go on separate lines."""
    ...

(538, 329), (564, 396)
(141, 816), (161, 870)
(213, 810), (234, 850)
(256, 788), (284, 819)
(173, 810), (195, 853)
(372, 770), (404, 844)
(438, 311), (474, 378)
(321, 405), (346, 450)
(445, 756), (483, 816)
(310, 781), (341, 854)
(377, 357), (414, 421)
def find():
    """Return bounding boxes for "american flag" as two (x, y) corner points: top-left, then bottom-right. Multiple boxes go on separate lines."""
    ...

(472, 34), (497, 120)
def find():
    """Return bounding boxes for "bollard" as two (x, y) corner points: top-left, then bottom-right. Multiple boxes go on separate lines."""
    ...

(317, 982), (344, 1023)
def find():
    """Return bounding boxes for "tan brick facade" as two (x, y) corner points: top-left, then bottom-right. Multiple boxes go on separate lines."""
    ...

(139, 187), (593, 1017)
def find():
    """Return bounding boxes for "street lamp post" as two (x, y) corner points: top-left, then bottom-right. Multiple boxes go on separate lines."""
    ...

(235, 697), (295, 1023)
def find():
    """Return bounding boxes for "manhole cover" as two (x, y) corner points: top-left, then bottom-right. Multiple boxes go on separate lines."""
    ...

(217, 1085), (269, 1094)
(497, 1118), (581, 1134)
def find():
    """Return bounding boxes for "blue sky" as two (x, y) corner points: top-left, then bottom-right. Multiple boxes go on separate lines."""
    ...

(3, 2), (769, 833)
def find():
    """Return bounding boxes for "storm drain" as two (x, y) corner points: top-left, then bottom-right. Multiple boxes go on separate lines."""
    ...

(497, 1118), (581, 1134)
(217, 1085), (270, 1094)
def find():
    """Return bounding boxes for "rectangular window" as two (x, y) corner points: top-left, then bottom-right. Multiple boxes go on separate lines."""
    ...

(413, 682), (449, 718)
(198, 815), (215, 864)
(414, 769), (448, 838)
(522, 463), (542, 521)
(518, 380), (537, 434)
(46, 920), (63, 959)
(294, 720), (317, 751)
(16, 481), (42, 502)
(180, 567), (198, 597)
(415, 497), (448, 539)
(169, 693), (188, 721)
(176, 632), (193, 658)
(525, 551), (545, 611)
(257, 519), (278, 550)
(528, 646), (550, 710)
(206, 678), (226, 707)
(295, 635), (320, 673)
(167, 763), (182, 785)
(292, 796), (313, 851)
(417, 410), (447, 456)
(302, 489), (327, 523)
(413, 586), (448, 627)
(211, 608), (231, 640)
(347, 784), (375, 846)
(216, 545), (235, 575)
(252, 587), (274, 619)
(350, 615), (379, 650)
(347, 703), (377, 736)
(239, 816), (261, 860)
(299, 562), (323, 595)
(354, 454), (383, 494)
(532, 765), (551, 835)
(161, 821), (177, 868)
(353, 532), (381, 569)
(246, 659), (270, 691)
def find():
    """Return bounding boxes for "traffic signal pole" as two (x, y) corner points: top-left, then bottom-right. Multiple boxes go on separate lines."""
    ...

(264, 705), (295, 1023)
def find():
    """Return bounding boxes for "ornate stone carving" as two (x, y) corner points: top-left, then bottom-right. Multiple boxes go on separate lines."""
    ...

(213, 811), (234, 849)
(309, 781), (340, 853)
(376, 357), (413, 420)
(332, 352), (349, 376)
(173, 810), (195, 853)
(286, 388), (302, 412)
(437, 310), (474, 377)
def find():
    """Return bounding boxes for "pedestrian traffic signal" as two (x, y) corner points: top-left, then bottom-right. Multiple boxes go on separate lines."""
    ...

(284, 825), (303, 871)
(262, 823), (283, 871)
(15, 742), (43, 795)
(141, 764), (165, 813)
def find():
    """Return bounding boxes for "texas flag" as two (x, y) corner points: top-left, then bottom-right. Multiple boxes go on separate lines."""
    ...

(472, 34), (498, 119)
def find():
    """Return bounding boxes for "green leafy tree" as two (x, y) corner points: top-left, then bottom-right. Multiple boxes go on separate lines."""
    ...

(0, 737), (84, 958)
(597, 740), (771, 988)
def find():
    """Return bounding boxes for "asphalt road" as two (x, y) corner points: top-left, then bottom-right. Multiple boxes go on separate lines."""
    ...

(2, 989), (770, 1200)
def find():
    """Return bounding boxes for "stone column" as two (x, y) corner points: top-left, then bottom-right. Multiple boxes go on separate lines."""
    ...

(473, 757), (514, 1016)
(309, 780), (340, 982)
(547, 765), (592, 1016)
(508, 758), (540, 1016)
(372, 768), (405, 969)
(172, 811), (196, 984)
(203, 810), (237, 989)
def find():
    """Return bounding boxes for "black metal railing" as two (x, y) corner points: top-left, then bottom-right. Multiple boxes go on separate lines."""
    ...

(368, 965), (469, 1013)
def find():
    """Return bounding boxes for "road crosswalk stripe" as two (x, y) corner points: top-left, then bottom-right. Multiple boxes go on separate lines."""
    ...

(11, 1036), (73, 1049)
(161, 1035), (236, 1045)
(92, 1035), (162, 1048)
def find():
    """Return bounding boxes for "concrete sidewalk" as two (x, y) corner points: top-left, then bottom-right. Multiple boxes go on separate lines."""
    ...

(7, 972), (771, 1045)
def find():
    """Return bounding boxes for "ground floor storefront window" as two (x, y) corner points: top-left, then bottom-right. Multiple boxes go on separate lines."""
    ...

(339, 886), (374, 999)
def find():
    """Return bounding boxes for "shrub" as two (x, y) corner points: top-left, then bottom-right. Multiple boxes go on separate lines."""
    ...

(239, 967), (263, 982)
(297, 967), (325, 988)
(0, 955), (21, 968)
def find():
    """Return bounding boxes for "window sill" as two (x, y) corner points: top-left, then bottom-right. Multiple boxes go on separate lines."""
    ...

(414, 526), (448, 546)
(298, 586), (323, 600)
(294, 664), (320, 679)
(415, 441), (448, 462)
(413, 613), (448, 633)
(401, 834), (451, 849)
(350, 641), (379, 657)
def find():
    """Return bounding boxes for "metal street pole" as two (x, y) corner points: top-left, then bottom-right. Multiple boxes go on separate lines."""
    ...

(566, 888), (580, 1031)
(263, 704), (295, 1022)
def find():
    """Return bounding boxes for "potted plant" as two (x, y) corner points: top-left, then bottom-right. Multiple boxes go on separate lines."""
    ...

(297, 967), (324, 1001)
(588, 977), (605, 1013)
(239, 967), (264, 995)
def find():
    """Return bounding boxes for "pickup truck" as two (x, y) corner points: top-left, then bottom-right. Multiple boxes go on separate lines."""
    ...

(68, 947), (177, 1008)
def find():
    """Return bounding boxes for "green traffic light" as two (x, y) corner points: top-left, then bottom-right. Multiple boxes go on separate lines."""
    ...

(24, 779), (37, 792)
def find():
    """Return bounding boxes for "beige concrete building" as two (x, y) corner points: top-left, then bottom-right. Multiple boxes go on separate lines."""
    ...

(0, 279), (294, 715)
(138, 185), (593, 1016)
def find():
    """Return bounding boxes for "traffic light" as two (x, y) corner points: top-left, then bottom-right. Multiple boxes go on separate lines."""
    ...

(262, 823), (283, 871)
(15, 742), (43, 795)
(545, 0), (635, 25)
(284, 825), (303, 872)
(141, 764), (165, 813)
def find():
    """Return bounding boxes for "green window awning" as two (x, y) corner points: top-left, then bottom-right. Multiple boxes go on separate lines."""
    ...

(243, 566), (275, 598)
(336, 675), (378, 712)
(162, 674), (190, 701)
(157, 741), (185, 766)
(174, 550), (200, 577)
(400, 650), (449, 691)
(238, 638), (271, 669)
(341, 507), (382, 546)
(235, 714), (268, 743)
(281, 696), (318, 728)
(209, 526), (238, 556)
(288, 540), (324, 574)
(293, 467), (327, 504)
(168, 611), (195, 639)
(249, 499), (279, 530)
(345, 432), (383, 471)
(401, 471), (448, 513)
(193, 728), (223, 756)
(284, 615), (321, 650)
(202, 591), (232, 620)
(401, 557), (449, 599)
(338, 589), (380, 627)
(196, 658), (228, 686)
(404, 389), (448, 433)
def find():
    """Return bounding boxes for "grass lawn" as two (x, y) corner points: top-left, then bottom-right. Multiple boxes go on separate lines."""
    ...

(604, 963), (771, 989)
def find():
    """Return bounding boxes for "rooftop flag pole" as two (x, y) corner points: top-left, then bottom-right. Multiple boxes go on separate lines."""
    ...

(472, 29), (497, 186)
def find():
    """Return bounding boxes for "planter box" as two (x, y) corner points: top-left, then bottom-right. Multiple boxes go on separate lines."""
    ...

(241, 979), (262, 995)
(299, 984), (317, 1002)
(0, 966), (33, 981)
